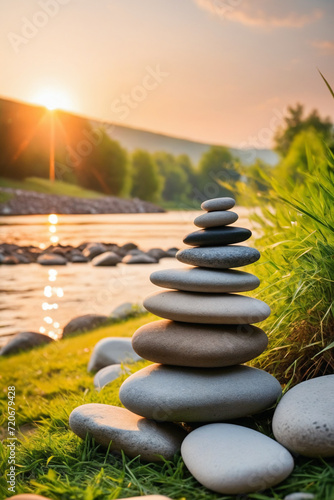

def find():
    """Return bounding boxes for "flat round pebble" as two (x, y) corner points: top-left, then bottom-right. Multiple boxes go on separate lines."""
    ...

(194, 210), (238, 228)
(181, 424), (294, 494)
(177, 245), (260, 269)
(132, 320), (268, 367)
(201, 197), (235, 211)
(119, 364), (282, 422)
(144, 291), (270, 324)
(150, 267), (260, 293)
(272, 374), (334, 457)
(69, 404), (186, 461)
(183, 226), (251, 246)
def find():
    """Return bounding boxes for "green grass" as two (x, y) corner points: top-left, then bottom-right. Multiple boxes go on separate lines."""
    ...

(0, 177), (105, 199)
(1, 315), (333, 500)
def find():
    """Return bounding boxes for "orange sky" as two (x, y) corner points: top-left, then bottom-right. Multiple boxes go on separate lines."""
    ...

(1, 0), (334, 148)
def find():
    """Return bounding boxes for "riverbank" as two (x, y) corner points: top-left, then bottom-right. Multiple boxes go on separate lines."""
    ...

(0, 187), (164, 215)
(0, 316), (331, 499)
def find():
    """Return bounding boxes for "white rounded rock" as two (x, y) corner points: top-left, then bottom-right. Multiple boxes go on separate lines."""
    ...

(181, 423), (294, 494)
(144, 291), (270, 324)
(88, 337), (142, 372)
(119, 364), (282, 422)
(194, 210), (238, 228)
(94, 364), (129, 390)
(273, 375), (334, 457)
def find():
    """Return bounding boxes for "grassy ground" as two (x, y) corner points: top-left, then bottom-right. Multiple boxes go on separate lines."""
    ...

(0, 315), (333, 500)
(0, 177), (105, 199)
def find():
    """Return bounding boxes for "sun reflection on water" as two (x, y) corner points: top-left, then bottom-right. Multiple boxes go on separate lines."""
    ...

(39, 214), (64, 341)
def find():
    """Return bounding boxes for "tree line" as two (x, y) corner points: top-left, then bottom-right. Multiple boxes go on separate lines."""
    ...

(0, 98), (333, 206)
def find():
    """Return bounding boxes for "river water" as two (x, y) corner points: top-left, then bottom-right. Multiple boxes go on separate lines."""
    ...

(0, 209), (252, 346)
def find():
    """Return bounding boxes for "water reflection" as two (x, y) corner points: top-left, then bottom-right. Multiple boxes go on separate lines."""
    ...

(38, 214), (63, 341)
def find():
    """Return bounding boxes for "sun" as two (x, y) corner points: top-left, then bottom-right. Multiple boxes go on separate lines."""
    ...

(32, 88), (71, 111)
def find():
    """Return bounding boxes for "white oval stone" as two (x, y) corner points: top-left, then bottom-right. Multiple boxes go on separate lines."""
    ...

(94, 364), (129, 390)
(181, 423), (294, 494)
(132, 320), (268, 367)
(150, 267), (260, 293)
(194, 210), (238, 228)
(69, 404), (186, 462)
(119, 364), (282, 422)
(88, 337), (142, 372)
(144, 291), (270, 324)
(273, 375), (334, 457)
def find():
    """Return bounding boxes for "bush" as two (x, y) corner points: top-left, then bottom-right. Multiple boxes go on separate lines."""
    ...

(251, 144), (334, 385)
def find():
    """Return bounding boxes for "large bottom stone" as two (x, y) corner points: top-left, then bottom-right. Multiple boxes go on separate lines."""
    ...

(69, 404), (186, 461)
(119, 364), (282, 422)
(132, 320), (268, 367)
(144, 291), (270, 324)
(181, 423), (294, 494)
(272, 375), (334, 457)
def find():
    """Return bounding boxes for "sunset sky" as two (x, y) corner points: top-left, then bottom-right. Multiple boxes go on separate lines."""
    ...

(1, 0), (334, 148)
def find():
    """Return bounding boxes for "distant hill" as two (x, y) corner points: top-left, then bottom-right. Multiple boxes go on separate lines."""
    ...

(0, 96), (278, 172)
(91, 120), (279, 167)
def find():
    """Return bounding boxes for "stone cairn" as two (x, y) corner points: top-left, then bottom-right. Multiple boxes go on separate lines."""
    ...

(70, 197), (295, 495)
(119, 197), (282, 422)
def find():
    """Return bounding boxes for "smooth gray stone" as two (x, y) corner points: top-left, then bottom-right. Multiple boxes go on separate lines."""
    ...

(194, 210), (238, 228)
(132, 320), (268, 367)
(92, 251), (121, 266)
(177, 245), (260, 269)
(144, 291), (270, 324)
(184, 227), (251, 247)
(94, 364), (128, 390)
(88, 337), (142, 372)
(181, 423), (294, 494)
(0, 331), (54, 356)
(119, 364), (282, 422)
(123, 254), (157, 264)
(110, 302), (145, 320)
(71, 253), (89, 263)
(62, 314), (108, 337)
(83, 242), (107, 259)
(37, 253), (67, 265)
(201, 197), (235, 212)
(150, 267), (260, 293)
(69, 404), (186, 462)
(272, 375), (334, 457)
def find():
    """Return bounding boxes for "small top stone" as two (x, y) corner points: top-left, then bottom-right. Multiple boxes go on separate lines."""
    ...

(201, 197), (235, 212)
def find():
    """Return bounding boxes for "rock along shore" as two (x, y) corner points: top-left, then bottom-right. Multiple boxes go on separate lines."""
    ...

(0, 187), (164, 215)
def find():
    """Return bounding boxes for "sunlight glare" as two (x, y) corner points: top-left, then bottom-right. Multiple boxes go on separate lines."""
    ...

(32, 88), (71, 111)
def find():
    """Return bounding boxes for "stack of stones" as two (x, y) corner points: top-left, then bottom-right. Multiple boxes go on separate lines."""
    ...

(118, 197), (295, 493)
(120, 197), (282, 422)
(70, 197), (296, 495)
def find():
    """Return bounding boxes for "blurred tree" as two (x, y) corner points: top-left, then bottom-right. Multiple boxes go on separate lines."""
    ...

(76, 128), (129, 195)
(275, 129), (327, 184)
(131, 150), (162, 202)
(176, 154), (199, 193)
(154, 152), (190, 202)
(274, 103), (333, 156)
(198, 146), (240, 198)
